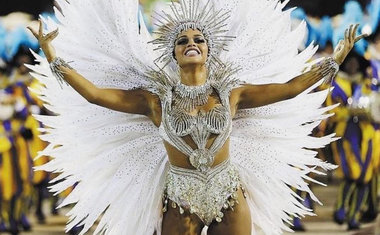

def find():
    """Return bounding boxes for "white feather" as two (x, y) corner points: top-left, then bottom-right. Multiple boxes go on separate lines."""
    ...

(29, 0), (337, 234)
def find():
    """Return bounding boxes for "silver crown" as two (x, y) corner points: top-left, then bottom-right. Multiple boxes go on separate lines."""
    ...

(149, 0), (234, 68)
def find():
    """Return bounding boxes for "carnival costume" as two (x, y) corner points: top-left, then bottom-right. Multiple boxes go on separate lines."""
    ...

(0, 92), (31, 233)
(29, 0), (339, 234)
(328, 70), (379, 228)
(361, 48), (380, 221)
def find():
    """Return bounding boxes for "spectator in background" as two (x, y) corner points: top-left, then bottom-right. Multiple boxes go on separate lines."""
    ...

(327, 51), (378, 230)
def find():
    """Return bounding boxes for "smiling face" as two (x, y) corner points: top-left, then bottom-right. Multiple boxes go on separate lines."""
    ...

(174, 29), (208, 67)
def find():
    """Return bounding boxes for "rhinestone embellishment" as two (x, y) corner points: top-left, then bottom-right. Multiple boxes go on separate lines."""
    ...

(189, 149), (213, 172)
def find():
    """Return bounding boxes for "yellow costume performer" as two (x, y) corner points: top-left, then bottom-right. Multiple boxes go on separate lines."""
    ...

(330, 65), (378, 229)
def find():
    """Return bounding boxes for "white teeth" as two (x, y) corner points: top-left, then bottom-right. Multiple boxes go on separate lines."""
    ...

(185, 49), (200, 56)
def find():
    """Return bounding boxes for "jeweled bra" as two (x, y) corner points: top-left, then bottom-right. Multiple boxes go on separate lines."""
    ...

(148, 65), (240, 172)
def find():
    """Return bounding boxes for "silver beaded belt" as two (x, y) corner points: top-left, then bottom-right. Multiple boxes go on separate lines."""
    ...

(162, 159), (240, 225)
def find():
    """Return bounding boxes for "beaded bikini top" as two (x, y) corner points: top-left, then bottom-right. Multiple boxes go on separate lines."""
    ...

(148, 66), (240, 172)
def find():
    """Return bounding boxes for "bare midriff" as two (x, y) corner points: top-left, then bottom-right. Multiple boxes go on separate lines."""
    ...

(164, 136), (230, 169)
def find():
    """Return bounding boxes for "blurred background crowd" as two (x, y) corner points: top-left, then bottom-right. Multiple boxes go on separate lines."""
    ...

(1, 0), (380, 234)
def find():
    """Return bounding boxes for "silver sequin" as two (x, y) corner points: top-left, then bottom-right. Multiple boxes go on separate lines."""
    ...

(163, 160), (240, 225)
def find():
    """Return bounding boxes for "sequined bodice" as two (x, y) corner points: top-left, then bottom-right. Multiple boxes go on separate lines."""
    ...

(160, 86), (232, 172)
(168, 104), (229, 136)
(147, 66), (240, 172)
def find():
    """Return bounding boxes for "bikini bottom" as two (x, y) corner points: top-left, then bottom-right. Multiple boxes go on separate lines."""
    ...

(162, 159), (243, 225)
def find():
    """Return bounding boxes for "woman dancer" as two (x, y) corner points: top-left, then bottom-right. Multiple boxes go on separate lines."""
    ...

(28, 0), (365, 234)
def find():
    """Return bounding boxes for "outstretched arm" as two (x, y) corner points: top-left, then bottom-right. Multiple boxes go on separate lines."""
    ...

(232, 62), (333, 109)
(56, 67), (155, 116)
(232, 24), (367, 111)
(28, 20), (158, 118)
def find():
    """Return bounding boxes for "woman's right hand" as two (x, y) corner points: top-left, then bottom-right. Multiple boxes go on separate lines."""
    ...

(27, 19), (58, 62)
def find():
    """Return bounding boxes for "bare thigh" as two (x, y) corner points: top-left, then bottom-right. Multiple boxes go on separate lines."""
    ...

(161, 200), (204, 235)
(208, 189), (252, 235)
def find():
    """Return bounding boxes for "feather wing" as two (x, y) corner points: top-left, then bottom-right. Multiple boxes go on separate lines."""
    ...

(29, 1), (167, 234)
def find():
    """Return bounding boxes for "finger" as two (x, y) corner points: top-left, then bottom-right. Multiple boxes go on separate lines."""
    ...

(49, 30), (59, 41)
(346, 27), (351, 44)
(348, 24), (353, 44)
(348, 25), (353, 43)
(27, 26), (39, 39)
(352, 24), (359, 43)
(45, 28), (59, 41)
(354, 34), (368, 43)
(38, 19), (43, 37)
(344, 30), (350, 47)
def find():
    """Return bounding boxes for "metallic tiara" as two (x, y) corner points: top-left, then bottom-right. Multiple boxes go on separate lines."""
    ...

(149, 0), (234, 67)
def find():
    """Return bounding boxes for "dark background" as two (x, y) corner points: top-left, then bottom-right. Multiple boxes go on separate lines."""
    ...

(0, 0), (373, 17)
(0, 0), (54, 17)
(287, 0), (370, 16)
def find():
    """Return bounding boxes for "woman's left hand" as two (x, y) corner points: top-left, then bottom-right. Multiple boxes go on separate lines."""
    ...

(333, 24), (368, 65)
